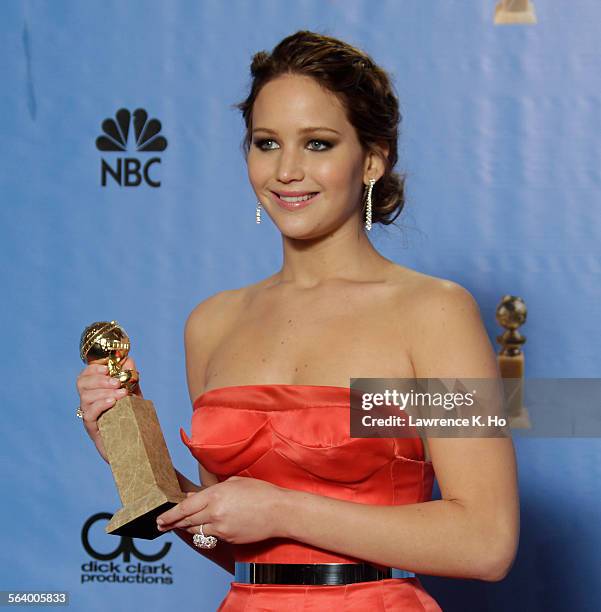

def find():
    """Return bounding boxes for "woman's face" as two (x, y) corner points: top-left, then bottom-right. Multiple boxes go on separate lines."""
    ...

(247, 74), (374, 238)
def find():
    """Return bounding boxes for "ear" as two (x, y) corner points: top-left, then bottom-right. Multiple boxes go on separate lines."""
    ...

(362, 143), (389, 185)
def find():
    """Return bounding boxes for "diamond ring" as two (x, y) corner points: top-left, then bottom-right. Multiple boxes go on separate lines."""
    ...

(192, 524), (218, 549)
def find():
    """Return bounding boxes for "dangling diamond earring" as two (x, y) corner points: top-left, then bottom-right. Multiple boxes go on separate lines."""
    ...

(256, 201), (262, 224)
(365, 178), (375, 231)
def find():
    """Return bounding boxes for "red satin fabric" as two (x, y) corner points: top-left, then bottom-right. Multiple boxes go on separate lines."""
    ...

(180, 384), (442, 611)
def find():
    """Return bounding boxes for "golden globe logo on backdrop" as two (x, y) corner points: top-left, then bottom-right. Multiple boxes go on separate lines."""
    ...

(96, 108), (168, 188)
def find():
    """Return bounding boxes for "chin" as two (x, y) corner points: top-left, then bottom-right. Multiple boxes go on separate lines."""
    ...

(275, 218), (329, 240)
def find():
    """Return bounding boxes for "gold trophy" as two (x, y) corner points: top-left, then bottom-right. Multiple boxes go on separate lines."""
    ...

(80, 321), (185, 539)
(496, 296), (531, 428)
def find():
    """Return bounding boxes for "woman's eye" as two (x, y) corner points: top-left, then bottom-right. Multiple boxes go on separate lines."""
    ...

(254, 139), (279, 151)
(252, 138), (332, 151)
(307, 139), (332, 151)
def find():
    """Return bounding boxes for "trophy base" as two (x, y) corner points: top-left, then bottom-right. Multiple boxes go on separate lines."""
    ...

(106, 487), (186, 540)
(509, 409), (532, 429)
(494, 1), (537, 25)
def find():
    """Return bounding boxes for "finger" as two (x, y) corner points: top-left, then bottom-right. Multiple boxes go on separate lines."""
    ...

(157, 503), (198, 527)
(86, 387), (128, 408)
(78, 378), (123, 409)
(80, 389), (128, 422)
(78, 372), (122, 393)
(162, 510), (211, 533)
(121, 357), (137, 371)
(88, 361), (109, 371)
(183, 519), (215, 537)
(156, 493), (208, 526)
(77, 367), (112, 395)
(89, 357), (109, 363)
(77, 363), (108, 384)
(81, 387), (121, 406)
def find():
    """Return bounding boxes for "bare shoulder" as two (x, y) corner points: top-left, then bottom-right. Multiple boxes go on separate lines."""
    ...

(185, 290), (236, 347)
(183, 277), (275, 400)
(389, 268), (497, 379)
(390, 265), (479, 312)
(185, 270), (278, 325)
(183, 287), (247, 399)
(185, 287), (244, 334)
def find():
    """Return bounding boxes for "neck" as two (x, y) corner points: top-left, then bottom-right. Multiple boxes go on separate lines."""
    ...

(274, 221), (390, 288)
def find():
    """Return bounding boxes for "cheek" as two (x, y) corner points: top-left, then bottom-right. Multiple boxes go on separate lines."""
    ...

(313, 154), (362, 194)
(246, 152), (267, 186)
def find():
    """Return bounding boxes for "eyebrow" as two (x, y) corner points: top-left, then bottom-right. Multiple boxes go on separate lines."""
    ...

(251, 126), (341, 135)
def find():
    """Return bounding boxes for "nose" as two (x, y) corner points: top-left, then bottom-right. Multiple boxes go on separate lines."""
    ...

(276, 147), (304, 183)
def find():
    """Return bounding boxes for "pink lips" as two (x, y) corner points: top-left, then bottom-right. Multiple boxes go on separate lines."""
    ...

(270, 191), (320, 211)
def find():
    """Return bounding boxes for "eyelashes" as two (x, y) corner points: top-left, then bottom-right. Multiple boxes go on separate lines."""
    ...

(253, 139), (276, 151)
(252, 138), (333, 152)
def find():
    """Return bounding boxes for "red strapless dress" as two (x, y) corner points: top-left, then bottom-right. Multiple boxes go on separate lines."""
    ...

(180, 384), (442, 611)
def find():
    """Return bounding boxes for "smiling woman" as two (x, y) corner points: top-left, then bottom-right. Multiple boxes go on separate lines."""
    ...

(170, 30), (517, 611)
(76, 29), (518, 612)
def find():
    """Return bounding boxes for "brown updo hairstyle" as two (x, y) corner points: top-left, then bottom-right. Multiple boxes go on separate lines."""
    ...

(235, 30), (406, 227)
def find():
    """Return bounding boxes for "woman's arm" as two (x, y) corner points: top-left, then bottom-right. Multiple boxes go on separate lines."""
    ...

(272, 282), (519, 581)
(276, 439), (516, 581)
(171, 294), (239, 575)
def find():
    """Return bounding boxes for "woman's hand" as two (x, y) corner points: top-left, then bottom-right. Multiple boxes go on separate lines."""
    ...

(156, 476), (286, 544)
(75, 356), (143, 462)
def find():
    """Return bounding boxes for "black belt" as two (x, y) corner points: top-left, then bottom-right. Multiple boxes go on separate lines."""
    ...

(234, 562), (406, 585)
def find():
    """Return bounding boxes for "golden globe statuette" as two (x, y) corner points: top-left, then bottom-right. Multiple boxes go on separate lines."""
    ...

(80, 321), (185, 539)
(496, 296), (531, 428)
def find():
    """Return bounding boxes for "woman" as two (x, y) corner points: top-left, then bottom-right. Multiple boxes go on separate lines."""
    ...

(76, 30), (519, 611)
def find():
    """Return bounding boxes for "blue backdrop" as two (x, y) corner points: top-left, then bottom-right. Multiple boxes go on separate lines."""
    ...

(1, 1), (600, 610)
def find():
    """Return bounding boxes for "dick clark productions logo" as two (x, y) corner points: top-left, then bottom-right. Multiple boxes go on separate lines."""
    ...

(96, 108), (168, 188)
(80, 512), (174, 585)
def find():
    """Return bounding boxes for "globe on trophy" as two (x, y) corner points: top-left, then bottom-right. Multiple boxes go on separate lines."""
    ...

(80, 321), (185, 539)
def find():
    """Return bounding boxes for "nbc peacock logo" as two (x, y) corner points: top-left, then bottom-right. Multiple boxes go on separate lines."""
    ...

(96, 108), (168, 188)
